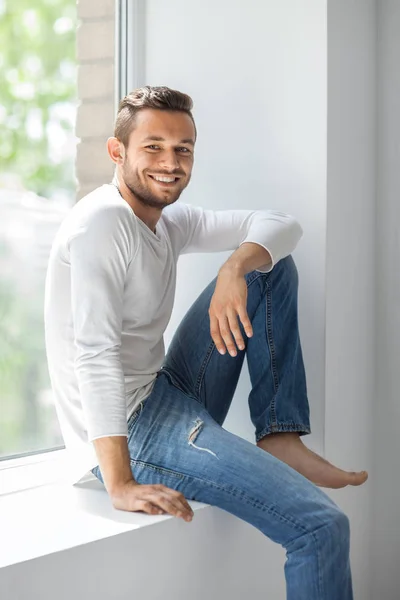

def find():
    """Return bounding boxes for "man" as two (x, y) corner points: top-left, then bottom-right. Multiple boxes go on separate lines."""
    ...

(44, 86), (367, 599)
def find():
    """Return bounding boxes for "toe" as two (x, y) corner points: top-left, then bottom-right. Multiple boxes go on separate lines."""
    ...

(349, 470), (368, 486)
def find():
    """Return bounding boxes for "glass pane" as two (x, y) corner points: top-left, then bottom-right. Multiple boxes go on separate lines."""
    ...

(0, 0), (78, 458)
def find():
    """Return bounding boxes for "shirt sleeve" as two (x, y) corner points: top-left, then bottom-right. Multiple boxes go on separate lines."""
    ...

(68, 205), (136, 442)
(165, 202), (303, 272)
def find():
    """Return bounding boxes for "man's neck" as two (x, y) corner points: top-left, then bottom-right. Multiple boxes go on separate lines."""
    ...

(113, 177), (161, 234)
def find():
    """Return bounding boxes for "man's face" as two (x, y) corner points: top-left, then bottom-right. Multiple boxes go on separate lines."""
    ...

(120, 108), (195, 210)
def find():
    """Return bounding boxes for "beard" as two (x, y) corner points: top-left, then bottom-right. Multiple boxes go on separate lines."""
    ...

(122, 163), (189, 210)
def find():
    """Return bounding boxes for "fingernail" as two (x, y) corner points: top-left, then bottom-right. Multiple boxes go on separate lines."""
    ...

(219, 348), (226, 355)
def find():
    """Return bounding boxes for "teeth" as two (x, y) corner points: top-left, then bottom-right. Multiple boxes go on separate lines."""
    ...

(153, 176), (176, 183)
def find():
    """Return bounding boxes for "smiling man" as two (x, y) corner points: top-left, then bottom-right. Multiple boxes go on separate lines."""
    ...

(44, 86), (367, 600)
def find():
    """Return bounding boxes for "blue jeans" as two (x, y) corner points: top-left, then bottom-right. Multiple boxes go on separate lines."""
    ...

(92, 255), (353, 599)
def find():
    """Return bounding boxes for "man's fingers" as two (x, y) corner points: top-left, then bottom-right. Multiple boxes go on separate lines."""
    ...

(219, 315), (238, 357)
(153, 483), (192, 511)
(209, 313), (226, 354)
(237, 306), (253, 338)
(149, 493), (192, 520)
(227, 309), (245, 351)
(139, 501), (163, 515)
(210, 305), (253, 357)
(210, 309), (251, 357)
(168, 489), (193, 514)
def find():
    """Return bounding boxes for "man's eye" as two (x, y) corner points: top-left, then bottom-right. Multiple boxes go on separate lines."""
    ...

(177, 147), (190, 153)
(146, 145), (160, 150)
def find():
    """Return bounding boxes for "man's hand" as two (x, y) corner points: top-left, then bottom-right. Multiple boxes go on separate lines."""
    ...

(93, 436), (193, 522)
(209, 267), (253, 357)
(111, 481), (194, 522)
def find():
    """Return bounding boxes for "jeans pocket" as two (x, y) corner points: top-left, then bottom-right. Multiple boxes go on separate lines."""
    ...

(127, 400), (146, 440)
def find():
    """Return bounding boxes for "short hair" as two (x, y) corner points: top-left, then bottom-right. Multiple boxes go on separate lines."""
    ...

(114, 86), (196, 146)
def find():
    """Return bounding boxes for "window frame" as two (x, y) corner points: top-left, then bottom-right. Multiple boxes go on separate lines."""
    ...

(117, 0), (145, 99)
(0, 0), (139, 495)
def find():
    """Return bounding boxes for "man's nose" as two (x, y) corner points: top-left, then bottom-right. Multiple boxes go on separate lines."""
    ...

(159, 150), (180, 171)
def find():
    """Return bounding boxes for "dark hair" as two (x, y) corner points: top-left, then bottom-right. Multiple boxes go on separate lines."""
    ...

(114, 86), (196, 146)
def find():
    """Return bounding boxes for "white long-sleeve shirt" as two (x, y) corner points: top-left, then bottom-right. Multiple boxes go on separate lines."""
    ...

(44, 183), (303, 484)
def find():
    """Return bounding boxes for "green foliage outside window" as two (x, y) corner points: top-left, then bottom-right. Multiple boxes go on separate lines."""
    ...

(0, 0), (77, 457)
(0, 0), (77, 197)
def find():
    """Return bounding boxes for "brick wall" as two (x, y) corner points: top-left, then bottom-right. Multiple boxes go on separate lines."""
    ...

(76, 0), (116, 200)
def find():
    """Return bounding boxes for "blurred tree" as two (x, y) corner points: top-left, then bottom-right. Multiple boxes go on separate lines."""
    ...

(0, 0), (77, 198)
(0, 0), (76, 457)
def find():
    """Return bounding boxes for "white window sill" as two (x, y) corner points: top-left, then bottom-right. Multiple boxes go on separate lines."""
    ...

(0, 450), (206, 570)
(0, 478), (275, 600)
(0, 477), (207, 570)
(0, 449), (69, 496)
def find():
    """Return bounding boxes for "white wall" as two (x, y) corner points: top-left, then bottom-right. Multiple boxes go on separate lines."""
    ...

(144, 0), (327, 595)
(372, 2), (400, 598)
(146, 0), (327, 454)
(326, 2), (376, 599)
(142, 0), (381, 596)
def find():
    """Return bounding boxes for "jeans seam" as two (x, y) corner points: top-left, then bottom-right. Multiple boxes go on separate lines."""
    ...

(256, 422), (311, 442)
(127, 401), (146, 441)
(194, 272), (267, 400)
(130, 459), (185, 480)
(194, 342), (215, 398)
(159, 368), (200, 404)
(265, 279), (280, 427)
(315, 530), (323, 599)
(130, 459), (307, 535)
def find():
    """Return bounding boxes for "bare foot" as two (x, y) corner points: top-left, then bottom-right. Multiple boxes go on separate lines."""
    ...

(257, 432), (368, 489)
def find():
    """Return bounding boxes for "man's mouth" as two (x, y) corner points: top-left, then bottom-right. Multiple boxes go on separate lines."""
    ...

(148, 174), (181, 186)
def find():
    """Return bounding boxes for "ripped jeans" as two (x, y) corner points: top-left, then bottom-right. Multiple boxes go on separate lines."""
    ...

(92, 255), (353, 600)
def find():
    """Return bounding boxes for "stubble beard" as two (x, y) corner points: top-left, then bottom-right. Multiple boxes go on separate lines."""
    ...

(122, 164), (189, 210)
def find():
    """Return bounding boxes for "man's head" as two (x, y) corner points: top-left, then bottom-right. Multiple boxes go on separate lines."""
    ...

(107, 86), (196, 211)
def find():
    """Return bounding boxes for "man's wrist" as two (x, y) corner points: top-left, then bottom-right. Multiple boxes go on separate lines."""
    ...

(92, 435), (136, 496)
(109, 477), (138, 498)
(218, 260), (246, 278)
(219, 243), (272, 278)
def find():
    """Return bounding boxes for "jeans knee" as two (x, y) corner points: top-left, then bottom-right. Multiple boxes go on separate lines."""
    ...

(277, 254), (298, 287)
(326, 509), (351, 549)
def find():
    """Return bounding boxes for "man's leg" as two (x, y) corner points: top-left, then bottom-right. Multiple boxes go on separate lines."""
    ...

(109, 374), (354, 600)
(162, 255), (367, 488)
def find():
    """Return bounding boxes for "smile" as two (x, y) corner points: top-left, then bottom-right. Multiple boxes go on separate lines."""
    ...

(148, 174), (180, 185)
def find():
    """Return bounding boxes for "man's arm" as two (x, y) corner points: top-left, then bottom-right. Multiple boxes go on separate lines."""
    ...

(219, 241), (272, 277)
(69, 207), (194, 519)
(69, 205), (136, 492)
(164, 203), (302, 357)
(92, 436), (135, 495)
(164, 203), (303, 271)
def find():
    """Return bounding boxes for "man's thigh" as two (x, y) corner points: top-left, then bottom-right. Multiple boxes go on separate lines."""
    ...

(125, 372), (339, 547)
(161, 270), (266, 425)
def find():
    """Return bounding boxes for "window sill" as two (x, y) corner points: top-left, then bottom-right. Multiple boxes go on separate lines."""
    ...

(0, 449), (69, 496)
(0, 477), (207, 570)
(0, 478), (276, 600)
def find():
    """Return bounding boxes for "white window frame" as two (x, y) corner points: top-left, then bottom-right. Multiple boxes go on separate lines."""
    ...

(0, 0), (144, 496)
(117, 0), (145, 99)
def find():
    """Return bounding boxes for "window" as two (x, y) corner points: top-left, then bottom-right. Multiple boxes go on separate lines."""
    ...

(0, 0), (78, 461)
(0, 0), (117, 464)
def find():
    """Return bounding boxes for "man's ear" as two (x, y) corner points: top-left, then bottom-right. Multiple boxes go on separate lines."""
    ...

(107, 137), (125, 164)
